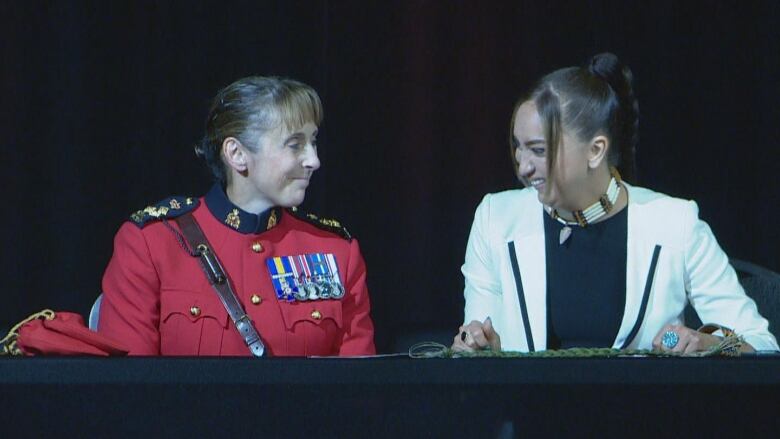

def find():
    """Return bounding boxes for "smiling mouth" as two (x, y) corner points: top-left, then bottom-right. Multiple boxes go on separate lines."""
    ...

(527, 178), (545, 190)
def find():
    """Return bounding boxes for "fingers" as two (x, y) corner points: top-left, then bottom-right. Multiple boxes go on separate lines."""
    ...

(465, 321), (491, 349)
(683, 336), (700, 354)
(671, 330), (690, 353)
(469, 326), (492, 348)
(483, 316), (495, 336)
(655, 325), (680, 352)
(450, 319), (503, 353)
(451, 324), (475, 352)
(651, 325), (666, 350)
(451, 332), (473, 352)
(683, 331), (720, 354)
(451, 320), (494, 352)
(482, 317), (502, 351)
(653, 325), (688, 352)
(653, 324), (720, 354)
(654, 324), (682, 351)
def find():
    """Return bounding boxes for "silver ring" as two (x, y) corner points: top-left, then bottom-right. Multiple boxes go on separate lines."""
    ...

(662, 330), (679, 349)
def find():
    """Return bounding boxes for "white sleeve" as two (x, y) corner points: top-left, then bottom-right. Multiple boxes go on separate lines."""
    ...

(684, 201), (778, 350)
(462, 194), (503, 325)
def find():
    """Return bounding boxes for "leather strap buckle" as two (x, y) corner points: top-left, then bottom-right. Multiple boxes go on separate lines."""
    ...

(175, 213), (266, 357)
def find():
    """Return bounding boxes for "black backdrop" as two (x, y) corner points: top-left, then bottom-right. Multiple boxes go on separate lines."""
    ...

(2, 1), (778, 352)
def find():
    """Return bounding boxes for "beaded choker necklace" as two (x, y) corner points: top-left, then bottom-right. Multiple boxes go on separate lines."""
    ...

(545, 168), (622, 245)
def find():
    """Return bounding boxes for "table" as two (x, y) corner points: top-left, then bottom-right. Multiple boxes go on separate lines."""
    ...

(1, 354), (778, 438)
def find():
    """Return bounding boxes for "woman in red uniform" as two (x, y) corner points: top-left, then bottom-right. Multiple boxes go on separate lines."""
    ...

(99, 76), (375, 356)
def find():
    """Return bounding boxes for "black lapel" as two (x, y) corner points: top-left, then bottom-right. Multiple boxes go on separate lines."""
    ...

(620, 245), (662, 349)
(508, 241), (535, 352)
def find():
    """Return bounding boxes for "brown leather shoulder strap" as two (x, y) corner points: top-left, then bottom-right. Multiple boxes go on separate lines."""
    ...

(176, 212), (207, 246)
(174, 213), (266, 357)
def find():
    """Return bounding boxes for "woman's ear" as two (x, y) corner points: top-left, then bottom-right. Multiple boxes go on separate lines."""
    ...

(222, 137), (248, 172)
(588, 135), (609, 169)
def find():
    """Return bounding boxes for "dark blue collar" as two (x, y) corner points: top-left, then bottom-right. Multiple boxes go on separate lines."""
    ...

(204, 184), (282, 234)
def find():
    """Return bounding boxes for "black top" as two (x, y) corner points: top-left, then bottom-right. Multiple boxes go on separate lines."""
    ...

(544, 207), (628, 349)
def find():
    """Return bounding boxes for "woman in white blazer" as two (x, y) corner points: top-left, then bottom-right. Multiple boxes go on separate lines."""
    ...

(452, 53), (777, 354)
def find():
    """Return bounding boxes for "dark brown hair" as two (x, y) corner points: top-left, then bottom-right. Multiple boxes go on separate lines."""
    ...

(510, 53), (639, 184)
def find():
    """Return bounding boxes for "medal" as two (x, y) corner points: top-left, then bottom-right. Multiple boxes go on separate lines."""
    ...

(324, 253), (346, 299)
(330, 282), (345, 299)
(296, 255), (319, 300)
(306, 282), (320, 300)
(307, 254), (331, 299)
(267, 253), (346, 302)
(295, 285), (310, 301)
(316, 275), (332, 299)
(267, 256), (301, 301)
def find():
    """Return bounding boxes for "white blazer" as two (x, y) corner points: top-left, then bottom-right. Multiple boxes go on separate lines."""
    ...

(462, 184), (778, 351)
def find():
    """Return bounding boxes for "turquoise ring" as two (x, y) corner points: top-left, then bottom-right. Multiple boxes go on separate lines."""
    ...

(662, 331), (680, 349)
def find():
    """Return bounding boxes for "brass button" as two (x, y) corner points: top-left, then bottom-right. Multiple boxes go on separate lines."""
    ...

(190, 306), (201, 317)
(310, 310), (322, 320)
(251, 294), (262, 305)
(251, 242), (263, 253)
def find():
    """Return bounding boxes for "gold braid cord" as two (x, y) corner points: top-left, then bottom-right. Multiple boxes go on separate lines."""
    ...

(0, 309), (56, 356)
(409, 335), (744, 359)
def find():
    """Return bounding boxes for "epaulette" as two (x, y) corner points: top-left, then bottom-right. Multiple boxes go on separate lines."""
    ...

(287, 206), (352, 240)
(129, 196), (200, 228)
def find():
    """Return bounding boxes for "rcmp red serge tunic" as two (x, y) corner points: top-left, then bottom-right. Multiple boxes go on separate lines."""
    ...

(99, 185), (376, 356)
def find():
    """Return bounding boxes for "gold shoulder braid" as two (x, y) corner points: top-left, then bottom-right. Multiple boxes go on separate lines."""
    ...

(0, 309), (56, 356)
(130, 196), (199, 228)
(287, 207), (352, 240)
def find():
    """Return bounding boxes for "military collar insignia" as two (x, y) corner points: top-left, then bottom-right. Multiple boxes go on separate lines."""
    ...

(286, 206), (352, 240)
(130, 196), (199, 228)
(225, 209), (241, 230)
(204, 184), (282, 235)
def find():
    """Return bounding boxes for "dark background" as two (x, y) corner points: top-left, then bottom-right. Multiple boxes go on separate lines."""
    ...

(1, 1), (778, 352)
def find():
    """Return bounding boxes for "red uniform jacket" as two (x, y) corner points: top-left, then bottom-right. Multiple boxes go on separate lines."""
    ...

(99, 185), (375, 356)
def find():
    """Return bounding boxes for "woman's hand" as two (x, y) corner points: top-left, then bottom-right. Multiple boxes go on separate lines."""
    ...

(652, 324), (721, 353)
(451, 317), (502, 352)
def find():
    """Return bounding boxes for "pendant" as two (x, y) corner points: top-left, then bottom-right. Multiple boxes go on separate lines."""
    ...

(559, 226), (572, 245)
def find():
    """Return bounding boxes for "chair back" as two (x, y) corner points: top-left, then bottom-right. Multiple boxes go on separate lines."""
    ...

(685, 258), (780, 335)
(88, 294), (103, 331)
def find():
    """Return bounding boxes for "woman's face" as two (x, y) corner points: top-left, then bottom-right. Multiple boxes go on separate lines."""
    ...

(512, 101), (591, 210)
(242, 121), (320, 208)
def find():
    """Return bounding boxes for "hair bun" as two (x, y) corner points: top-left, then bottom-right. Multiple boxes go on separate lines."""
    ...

(587, 52), (622, 82)
(585, 52), (639, 182)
